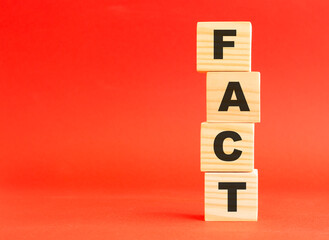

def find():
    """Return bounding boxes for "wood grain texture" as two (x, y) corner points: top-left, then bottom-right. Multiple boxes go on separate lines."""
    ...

(205, 170), (258, 221)
(207, 72), (260, 122)
(197, 22), (251, 72)
(201, 122), (254, 172)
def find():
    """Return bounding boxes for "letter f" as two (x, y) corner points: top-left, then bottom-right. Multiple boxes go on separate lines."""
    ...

(214, 30), (236, 59)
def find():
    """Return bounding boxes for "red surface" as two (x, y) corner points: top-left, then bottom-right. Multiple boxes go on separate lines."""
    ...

(0, 0), (328, 239)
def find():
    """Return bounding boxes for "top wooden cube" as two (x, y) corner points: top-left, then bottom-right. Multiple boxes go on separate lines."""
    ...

(197, 22), (252, 72)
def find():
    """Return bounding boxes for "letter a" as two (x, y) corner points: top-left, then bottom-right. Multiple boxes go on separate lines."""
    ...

(218, 82), (250, 111)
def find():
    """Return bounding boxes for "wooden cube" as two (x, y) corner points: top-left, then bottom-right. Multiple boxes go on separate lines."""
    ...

(197, 22), (251, 72)
(205, 170), (258, 221)
(207, 72), (260, 123)
(201, 122), (254, 172)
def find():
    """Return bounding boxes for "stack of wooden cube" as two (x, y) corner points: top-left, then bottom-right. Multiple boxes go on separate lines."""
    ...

(197, 22), (260, 221)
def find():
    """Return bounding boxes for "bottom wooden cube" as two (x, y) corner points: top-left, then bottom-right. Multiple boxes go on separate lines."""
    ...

(205, 170), (258, 221)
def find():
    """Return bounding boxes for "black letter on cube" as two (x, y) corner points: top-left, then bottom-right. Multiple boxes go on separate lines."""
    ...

(218, 182), (247, 212)
(214, 131), (242, 161)
(214, 30), (236, 59)
(219, 82), (250, 111)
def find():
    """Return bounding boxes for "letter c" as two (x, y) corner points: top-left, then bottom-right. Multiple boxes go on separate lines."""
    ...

(213, 131), (242, 161)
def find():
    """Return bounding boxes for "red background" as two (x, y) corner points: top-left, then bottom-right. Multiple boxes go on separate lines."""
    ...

(0, 0), (328, 239)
